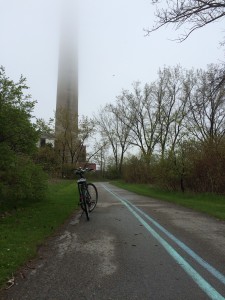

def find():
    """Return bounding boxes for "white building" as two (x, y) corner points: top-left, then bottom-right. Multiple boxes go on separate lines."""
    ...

(37, 133), (55, 148)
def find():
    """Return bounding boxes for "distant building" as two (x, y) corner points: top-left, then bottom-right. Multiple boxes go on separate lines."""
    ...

(86, 163), (97, 171)
(37, 133), (55, 148)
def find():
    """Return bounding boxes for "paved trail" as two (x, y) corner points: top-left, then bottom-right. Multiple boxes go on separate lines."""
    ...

(1, 183), (225, 299)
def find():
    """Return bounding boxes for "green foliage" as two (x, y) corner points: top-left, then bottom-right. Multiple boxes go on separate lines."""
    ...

(60, 163), (77, 179)
(0, 66), (38, 154)
(184, 140), (225, 193)
(35, 117), (54, 135)
(122, 155), (152, 183)
(34, 145), (59, 177)
(105, 164), (121, 180)
(0, 66), (48, 210)
(151, 156), (181, 190)
(120, 139), (225, 194)
(0, 152), (47, 212)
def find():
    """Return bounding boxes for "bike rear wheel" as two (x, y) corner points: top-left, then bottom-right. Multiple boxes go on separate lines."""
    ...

(87, 183), (98, 212)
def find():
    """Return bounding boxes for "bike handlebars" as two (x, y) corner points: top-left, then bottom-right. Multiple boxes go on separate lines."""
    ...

(75, 168), (94, 177)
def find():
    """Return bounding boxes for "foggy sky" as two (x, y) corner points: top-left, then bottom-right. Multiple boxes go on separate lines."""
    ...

(0, 0), (224, 121)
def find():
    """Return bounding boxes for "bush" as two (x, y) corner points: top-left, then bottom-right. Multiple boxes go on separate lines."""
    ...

(151, 140), (225, 194)
(151, 157), (180, 191)
(0, 67), (48, 213)
(122, 156), (153, 183)
(0, 150), (47, 212)
(185, 140), (225, 193)
(34, 145), (59, 177)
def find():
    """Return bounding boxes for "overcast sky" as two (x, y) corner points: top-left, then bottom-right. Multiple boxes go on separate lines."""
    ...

(0, 0), (224, 122)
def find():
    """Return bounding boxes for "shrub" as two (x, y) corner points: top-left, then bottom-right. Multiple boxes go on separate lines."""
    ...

(122, 156), (153, 183)
(0, 149), (47, 212)
(0, 67), (48, 212)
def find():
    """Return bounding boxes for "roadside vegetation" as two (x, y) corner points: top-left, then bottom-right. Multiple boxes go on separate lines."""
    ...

(0, 180), (78, 288)
(95, 64), (225, 195)
(112, 181), (225, 221)
(0, 66), (47, 211)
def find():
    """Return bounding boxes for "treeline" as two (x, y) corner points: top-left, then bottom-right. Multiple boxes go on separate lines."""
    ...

(0, 66), (47, 211)
(2, 62), (225, 207)
(95, 64), (225, 193)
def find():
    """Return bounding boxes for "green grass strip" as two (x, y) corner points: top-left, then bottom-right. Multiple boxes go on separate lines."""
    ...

(112, 181), (225, 221)
(0, 180), (79, 288)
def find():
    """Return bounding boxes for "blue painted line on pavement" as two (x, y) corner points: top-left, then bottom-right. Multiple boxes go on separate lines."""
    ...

(102, 184), (225, 300)
(126, 198), (225, 286)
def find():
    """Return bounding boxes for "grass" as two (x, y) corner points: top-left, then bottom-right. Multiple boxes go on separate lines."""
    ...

(0, 180), (79, 288)
(112, 181), (225, 221)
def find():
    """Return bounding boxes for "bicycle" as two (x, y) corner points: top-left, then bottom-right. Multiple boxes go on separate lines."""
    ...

(75, 168), (98, 221)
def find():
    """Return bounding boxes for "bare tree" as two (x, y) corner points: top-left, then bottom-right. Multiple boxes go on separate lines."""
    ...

(168, 71), (194, 152)
(187, 64), (225, 142)
(148, 0), (225, 42)
(95, 103), (131, 175)
(152, 66), (189, 158)
(108, 101), (133, 172)
(55, 107), (95, 166)
(90, 140), (109, 176)
(72, 116), (95, 164)
(117, 82), (160, 163)
(160, 67), (196, 153)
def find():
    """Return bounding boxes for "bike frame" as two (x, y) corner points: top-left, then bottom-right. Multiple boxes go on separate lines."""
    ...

(77, 178), (87, 200)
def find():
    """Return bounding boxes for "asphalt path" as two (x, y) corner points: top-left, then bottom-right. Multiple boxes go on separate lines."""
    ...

(1, 182), (225, 300)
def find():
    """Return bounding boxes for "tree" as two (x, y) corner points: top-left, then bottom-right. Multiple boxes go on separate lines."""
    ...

(76, 115), (96, 164)
(187, 64), (225, 143)
(152, 66), (189, 158)
(55, 107), (95, 176)
(35, 117), (54, 135)
(0, 66), (47, 208)
(148, 1), (225, 42)
(0, 66), (38, 154)
(107, 102), (132, 173)
(89, 139), (109, 176)
(117, 82), (160, 163)
(95, 103), (131, 176)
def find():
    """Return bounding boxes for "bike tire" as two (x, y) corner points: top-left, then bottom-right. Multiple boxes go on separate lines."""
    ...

(82, 188), (90, 221)
(87, 183), (98, 212)
(80, 196), (85, 211)
(84, 198), (90, 221)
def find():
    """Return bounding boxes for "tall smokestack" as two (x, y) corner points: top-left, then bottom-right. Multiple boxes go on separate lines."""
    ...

(55, 0), (78, 135)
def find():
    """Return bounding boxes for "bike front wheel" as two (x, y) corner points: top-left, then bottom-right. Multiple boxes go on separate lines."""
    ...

(87, 183), (98, 212)
(83, 196), (90, 221)
(81, 187), (90, 221)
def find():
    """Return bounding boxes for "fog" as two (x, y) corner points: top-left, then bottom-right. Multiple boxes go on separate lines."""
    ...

(0, 0), (224, 121)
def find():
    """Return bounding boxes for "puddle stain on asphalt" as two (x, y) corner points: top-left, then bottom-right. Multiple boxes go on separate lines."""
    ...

(57, 230), (117, 277)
